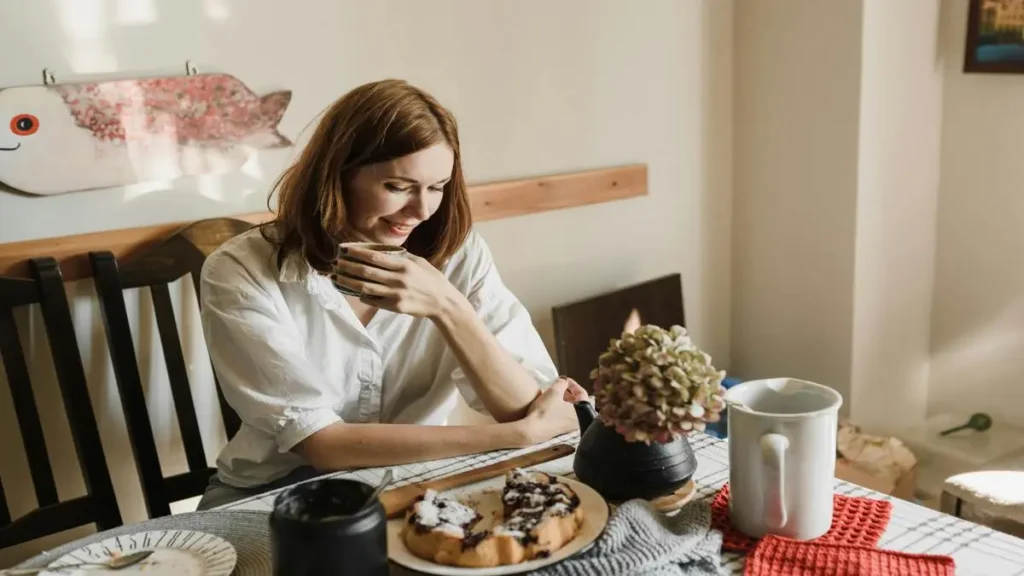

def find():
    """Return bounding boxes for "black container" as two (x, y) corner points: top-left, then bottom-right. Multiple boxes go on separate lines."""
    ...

(269, 478), (388, 576)
(572, 400), (698, 501)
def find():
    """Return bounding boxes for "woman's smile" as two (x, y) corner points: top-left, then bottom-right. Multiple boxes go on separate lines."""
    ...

(384, 219), (417, 237)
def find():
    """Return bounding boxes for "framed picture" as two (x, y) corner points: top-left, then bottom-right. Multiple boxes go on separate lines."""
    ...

(965, 0), (1024, 73)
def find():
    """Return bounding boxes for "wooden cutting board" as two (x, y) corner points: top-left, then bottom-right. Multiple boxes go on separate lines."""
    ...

(380, 444), (576, 519)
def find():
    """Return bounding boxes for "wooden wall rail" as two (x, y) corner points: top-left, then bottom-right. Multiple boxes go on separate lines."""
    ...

(0, 164), (647, 281)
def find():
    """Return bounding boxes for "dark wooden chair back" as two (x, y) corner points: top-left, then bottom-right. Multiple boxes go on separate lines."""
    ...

(88, 217), (255, 519)
(0, 258), (122, 548)
(551, 273), (685, 393)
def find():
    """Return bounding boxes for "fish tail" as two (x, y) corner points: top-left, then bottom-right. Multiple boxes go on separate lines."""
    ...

(247, 90), (293, 148)
(259, 90), (292, 129)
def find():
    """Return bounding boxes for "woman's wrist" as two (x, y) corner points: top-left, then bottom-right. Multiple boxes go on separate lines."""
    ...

(429, 287), (473, 328)
(481, 415), (535, 449)
(505, 411), (544, 447)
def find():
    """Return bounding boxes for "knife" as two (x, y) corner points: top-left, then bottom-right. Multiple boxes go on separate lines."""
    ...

(379, 443), (576, 519)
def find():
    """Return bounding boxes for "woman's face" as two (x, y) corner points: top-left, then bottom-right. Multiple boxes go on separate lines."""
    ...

(345, 143), (454, 246)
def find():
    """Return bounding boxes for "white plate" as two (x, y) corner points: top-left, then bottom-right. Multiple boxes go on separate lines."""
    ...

(39, 530), (237, 576)
(387, 474), (609, 576)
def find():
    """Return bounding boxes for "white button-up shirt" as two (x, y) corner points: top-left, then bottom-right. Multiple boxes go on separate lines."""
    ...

(199, 227), (558, 488)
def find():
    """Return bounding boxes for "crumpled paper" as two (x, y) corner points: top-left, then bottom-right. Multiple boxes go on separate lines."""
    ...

(838, 419), (918, 486)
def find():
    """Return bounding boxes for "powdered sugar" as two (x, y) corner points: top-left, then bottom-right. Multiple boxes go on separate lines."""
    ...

(411, 489), (480, 536)
(405, 470), (581, 556)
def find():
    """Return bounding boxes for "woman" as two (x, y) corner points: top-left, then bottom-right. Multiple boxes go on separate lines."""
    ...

(196, 79), (587, 510)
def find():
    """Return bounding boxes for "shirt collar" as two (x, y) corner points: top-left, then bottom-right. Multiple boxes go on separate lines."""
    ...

(277, 249), (311, 283)
(276, 250), (345, 311)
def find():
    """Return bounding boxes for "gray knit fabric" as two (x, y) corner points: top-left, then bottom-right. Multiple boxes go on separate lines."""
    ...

(530, 499), (724, 576)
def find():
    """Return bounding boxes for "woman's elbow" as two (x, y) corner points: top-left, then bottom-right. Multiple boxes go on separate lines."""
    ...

(292, 430), (343, 472)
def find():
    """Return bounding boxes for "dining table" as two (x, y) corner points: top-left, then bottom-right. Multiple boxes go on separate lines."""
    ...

(11, 430), (1024, 575)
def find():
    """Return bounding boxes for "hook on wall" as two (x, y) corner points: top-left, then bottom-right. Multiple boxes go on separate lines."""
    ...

(42, 68), (56, 85)
(185, 60), (199, 76)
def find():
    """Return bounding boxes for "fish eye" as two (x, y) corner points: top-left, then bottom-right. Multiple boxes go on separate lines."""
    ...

(10, 114), (39, 136)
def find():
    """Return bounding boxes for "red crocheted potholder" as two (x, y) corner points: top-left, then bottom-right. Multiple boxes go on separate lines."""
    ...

(711, 483), (892, 553)
(744, 534), (956, 576)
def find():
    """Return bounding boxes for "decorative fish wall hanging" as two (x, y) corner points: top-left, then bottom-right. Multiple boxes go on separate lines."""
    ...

(0, 71), (293, 195)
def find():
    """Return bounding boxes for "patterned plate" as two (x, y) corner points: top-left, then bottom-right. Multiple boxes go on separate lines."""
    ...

(37, 530), (236, 576)
(12, 511), (271, 575)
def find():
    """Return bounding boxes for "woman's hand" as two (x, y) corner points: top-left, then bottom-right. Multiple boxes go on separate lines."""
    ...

(518, 377), (585, 444)
(331, 246), (463, 318)
(563, 378), (590, 404)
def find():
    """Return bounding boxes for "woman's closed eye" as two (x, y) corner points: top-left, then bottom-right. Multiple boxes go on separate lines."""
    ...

(384, 183), (445, 193)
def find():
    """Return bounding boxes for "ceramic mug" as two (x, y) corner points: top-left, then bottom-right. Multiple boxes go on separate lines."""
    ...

(332, 242), (407, 298)
(723, 378), (843, 540)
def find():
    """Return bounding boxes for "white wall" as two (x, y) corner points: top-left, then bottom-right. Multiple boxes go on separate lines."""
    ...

(929, 0), (1024, 424)
(731, 0), (863, 405)
(849, 0), (943, 434)
(0, 0), (733, 565)
(732, 0), (944, 434)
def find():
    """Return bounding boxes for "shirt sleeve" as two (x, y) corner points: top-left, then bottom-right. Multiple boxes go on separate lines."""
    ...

(444, 232), (559, 415)
(199, 251), (342, 453)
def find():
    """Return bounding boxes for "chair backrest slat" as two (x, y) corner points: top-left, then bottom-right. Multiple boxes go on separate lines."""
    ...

(87, 217), (254, 518)
(90, 251), (173, 520)
(149, 282), (207, 472)
(0, 479), (9, 526)
(0, 305), (59, 507)
(118, 221), (247, 439)
(0, 258), (122, 549)
(30, 258), (122, 532)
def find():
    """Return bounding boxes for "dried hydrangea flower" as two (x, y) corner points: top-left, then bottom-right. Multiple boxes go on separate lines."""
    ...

(590, 324), (726, 444)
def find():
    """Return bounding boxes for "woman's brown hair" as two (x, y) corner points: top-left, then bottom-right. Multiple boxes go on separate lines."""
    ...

(261, 79), (472, 272)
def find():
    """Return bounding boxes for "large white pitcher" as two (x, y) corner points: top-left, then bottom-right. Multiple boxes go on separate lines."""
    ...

(723, 378), (843, 540)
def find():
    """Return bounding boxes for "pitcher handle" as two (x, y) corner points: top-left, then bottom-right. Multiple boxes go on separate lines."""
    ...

(760, 433), (789, 530)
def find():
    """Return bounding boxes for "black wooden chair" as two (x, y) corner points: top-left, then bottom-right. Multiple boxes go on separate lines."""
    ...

(551, 273), (685, 394)
(0, 258), (123, 549)
(88, 217), (254, 519)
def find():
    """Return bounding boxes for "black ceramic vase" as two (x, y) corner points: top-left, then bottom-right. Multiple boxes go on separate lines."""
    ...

(572, 400), (698, 502)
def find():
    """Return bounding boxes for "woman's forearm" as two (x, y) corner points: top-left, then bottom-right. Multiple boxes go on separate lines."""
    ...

(431, 296), (543, 423)
(294, 420), (533, 472)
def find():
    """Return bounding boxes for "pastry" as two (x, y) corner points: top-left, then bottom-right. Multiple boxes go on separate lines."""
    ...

(401, 468), (584, 567)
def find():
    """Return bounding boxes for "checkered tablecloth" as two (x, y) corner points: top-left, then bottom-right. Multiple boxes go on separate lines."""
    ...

(219, 431), (1024, 575)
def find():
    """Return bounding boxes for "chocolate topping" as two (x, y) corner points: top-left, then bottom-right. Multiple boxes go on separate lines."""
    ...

(413, 468), (580, 552)
(461, 529), (490, 549)
(408, 490), (481, 536)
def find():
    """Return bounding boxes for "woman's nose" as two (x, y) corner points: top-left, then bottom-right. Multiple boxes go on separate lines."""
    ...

(406, 191), (431, 220)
